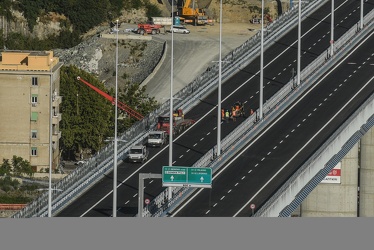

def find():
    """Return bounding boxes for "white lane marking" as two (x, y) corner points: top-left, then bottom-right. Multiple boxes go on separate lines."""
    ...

(234, 35), (374, 217)
(267, 152), (271, 155)
(206, 210), (210, 214)
(179, 155), (183, 159)
(255, 163), (259, 167)
(133, 193), (137, 197)
(302, 119), (306, 122)
(261, 157), (265, 161)
(193, 143), (197, 147)
(248, 170), (252, 174)
(173, 161), (177, 164)
(186, 149), (190, 152)
(273, 146), (277, 149)
(149, 180), (154, 184)
(228, 189), (232, 193)
(220, 196), (225, 200)
(235, 183), (239, 186)
(241, 176), (246, 180)
(213, 203), (218, 207)
(125, 200), (129, 205)
(206, 132), (211, 136)
(200, 137), (204, 141)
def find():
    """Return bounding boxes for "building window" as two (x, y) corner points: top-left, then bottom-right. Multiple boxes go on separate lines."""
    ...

(32, 77), (38, 86)
(31, 112), (38, 121)
(31, 147), (37, 156)
(31, 94), (38, 104)
(31, 130), (37, 139)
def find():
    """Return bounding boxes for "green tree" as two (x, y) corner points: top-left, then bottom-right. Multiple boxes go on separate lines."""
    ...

(10, 156), (34, 178)
(0, 159), (12, 176)
(59, 65), (114, 160)
(117, 80), (160, 133)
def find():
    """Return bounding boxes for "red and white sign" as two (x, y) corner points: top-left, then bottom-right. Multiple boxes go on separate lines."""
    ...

(250, 204), (255, 209)
(145, 198), (150, 205)
(321, 162), (341, 184)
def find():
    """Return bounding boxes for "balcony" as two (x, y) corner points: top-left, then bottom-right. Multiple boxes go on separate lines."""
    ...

(52, 131), (62, 141)
(52, 113), (62, 124)
(52, 95), (62, 106)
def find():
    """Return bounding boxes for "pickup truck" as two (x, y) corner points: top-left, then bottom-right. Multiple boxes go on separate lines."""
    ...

(127, 145), (149, 163)
(147, 131), (167, 147)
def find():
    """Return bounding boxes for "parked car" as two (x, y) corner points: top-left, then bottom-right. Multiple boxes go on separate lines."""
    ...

(170, 25), (190, 34)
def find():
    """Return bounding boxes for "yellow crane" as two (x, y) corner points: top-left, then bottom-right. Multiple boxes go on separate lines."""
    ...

(178, 0), (207, 25)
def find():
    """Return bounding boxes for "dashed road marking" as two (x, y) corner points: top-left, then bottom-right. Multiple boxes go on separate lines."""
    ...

(179, 155), (183, 159)
(193, 143), (197, 147)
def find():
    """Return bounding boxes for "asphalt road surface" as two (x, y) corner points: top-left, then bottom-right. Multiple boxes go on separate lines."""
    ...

(56, 0), (373, 217)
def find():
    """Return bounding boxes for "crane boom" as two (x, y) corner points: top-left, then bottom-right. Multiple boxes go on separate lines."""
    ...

(76, 76), (144, 120)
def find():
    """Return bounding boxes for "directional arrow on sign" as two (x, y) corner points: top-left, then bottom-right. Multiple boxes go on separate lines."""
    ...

(200, 177), (204, 182)
(170, 175), (174, 181)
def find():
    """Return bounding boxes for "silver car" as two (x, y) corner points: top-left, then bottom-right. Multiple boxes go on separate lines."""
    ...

(170, 25), (190, 34)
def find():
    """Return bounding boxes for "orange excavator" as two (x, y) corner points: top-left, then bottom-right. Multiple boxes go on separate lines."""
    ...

(76, 76), (144, 120)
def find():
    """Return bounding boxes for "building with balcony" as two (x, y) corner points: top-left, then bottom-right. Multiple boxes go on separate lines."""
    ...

(0, 50), (63, 172)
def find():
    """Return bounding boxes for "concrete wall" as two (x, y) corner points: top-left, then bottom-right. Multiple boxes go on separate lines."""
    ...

(300, 143), (359, 217)
(359, 127), (374, 217)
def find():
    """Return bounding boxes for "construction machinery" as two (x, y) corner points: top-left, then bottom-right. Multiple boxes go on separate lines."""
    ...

(156, 108), (195, 136)
(136, 23), (163, 35)
(76, 76), (144, 120)
(178, 0), (208, 26)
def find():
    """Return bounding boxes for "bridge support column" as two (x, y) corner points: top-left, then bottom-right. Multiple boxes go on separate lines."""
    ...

(300, 144), (359, 217)
(359, 127), (374, 217)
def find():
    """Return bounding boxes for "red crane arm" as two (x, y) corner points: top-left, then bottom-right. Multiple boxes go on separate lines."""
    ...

(76, 76), (144, 120)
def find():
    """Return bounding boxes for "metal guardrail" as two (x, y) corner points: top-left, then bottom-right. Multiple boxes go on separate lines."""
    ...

(145, 6), (374, 217)
(11, 0), (326, 218)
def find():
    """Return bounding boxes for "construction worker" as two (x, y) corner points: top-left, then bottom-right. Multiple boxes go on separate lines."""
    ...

(250, 109), (254, 115)
(221, 108), (225, 121)
(225, 109), (230, 122)
(231, 107), (236, 121)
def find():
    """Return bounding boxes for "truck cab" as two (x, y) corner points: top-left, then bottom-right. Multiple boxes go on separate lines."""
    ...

(128, 145), (148, 163)
(147, 131), (167, 147)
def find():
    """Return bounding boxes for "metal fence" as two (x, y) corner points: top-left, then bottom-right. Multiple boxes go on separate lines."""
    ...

(12, 0), (327, 218)
(144, 6), (374, 217)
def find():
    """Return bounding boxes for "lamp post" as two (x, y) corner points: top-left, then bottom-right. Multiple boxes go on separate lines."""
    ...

(48, 58), (53, 217)
(330, 0), (334, 57)
(360, 0), (363, 29)
(259, 0), (264, 120)
(297, 0), (301, 87)
(113, 19), (119, 217)
(168, 1), (175, 201)
(217, 0), (223, 157)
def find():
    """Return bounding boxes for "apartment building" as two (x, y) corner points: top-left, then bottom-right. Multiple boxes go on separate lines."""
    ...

(0, 50), (63, 172)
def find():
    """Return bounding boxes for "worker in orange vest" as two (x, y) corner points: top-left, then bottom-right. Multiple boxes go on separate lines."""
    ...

(231, 107), (236, 121)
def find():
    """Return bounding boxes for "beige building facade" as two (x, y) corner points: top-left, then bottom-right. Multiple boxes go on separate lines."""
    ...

(0, 50), (63, 172)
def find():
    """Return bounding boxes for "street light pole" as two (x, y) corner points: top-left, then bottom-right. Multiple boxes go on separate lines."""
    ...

(330, 0), (334, 57)
(360, 0), (363, 29)
(113, 19), (119, 217)
(168, 1), (175, 201)
(217, 0), (222, 157)
(259, 0), (264, 120)
(297, 0), (301, 87)
(48, 58), (53, 217)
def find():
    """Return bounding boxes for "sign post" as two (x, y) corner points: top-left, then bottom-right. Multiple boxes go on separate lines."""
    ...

(162, 166), (212, 188)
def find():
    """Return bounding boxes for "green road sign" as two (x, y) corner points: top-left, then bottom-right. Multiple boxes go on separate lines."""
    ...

(162, 166), (212, 188)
